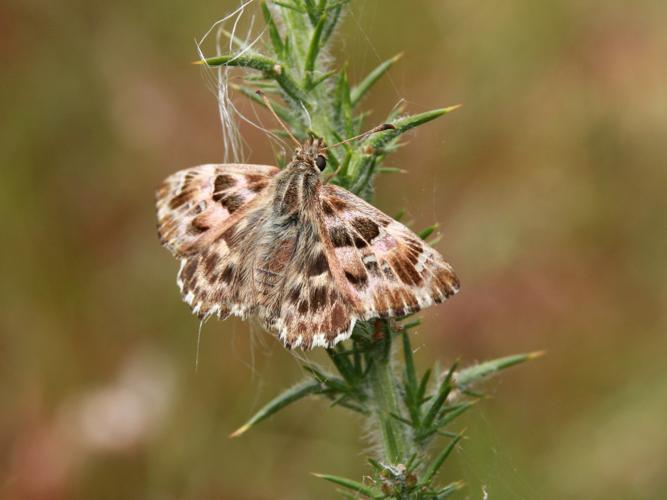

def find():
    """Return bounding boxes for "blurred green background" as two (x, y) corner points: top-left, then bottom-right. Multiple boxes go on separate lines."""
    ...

(2, 0), (666, 498)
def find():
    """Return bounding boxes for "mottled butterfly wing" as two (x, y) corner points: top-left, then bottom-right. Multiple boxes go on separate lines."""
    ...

(319, 184), (460, 323)
(176, 201), (271, 319)
(268, 215), (358, 349)
(232, 170), (359, 349)
(156, 160), (459, 350)
(156, 163), (279, 318)
(156, 163), (279, 256)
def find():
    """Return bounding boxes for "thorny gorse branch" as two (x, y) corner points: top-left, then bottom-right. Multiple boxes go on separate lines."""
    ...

(196, 2), (542, 498)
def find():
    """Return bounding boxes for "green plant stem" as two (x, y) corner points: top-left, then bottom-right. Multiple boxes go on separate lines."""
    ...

(366, 331), (411, 465)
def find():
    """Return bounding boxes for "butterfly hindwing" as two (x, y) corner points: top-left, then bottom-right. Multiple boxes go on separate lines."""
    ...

(238, 170), (358, 349)
(269, 216), (356, 349)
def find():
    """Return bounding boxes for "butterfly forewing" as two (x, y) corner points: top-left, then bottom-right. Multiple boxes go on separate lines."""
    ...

(156, 163), (279, 257)
(318, 184), (460, 322)
(176, 199), (270, 319)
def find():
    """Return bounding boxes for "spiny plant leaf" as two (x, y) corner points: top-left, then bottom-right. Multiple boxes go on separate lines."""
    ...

(327, 346), (362, 387)
(229, 379), (322, 437)
(435, 401), (476, 429)
(368, 105), (462, 151)
(418, 224), (438, 240)
(335, 68), (354, 136)
(312, 473), (383, 498)
(304, 14), (327, 88)
(272, 0), (306, 13)
(351, 52), (403, 107)
(420, 434), (463, 486)
(456, 351), (545, 389)
(302, 363), (349, 393)
(377, 166), (406, 174)
(262, 2), (285, 59)
(402, 332), (418, 396)
(402, 319), (421, 331)
(416, 368), (432, 404)
(322, 1), (348, 43)
(310, 68), (337, 88)
(436, 480), (466, 498)
(303, 0), (320, 24)
(421, 361), (458, 432)
(200, 53), (308, 104)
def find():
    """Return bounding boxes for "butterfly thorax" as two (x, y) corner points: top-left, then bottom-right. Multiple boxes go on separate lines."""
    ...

(273, 136), (328, 212)
(252, 160), (322, 320)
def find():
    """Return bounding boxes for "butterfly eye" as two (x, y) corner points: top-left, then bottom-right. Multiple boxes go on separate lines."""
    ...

(315, 154), (327, 171)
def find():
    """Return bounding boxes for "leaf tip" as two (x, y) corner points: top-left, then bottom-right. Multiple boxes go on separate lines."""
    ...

(229, 423), (250, 438)
(442, 103), (463, 113)
(392, 51), (405, 62)
(527, 350), (546, 360)
(450, 480), (466, 490)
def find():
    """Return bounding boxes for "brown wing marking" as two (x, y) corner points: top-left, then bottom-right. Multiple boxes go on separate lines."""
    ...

(264, 211), (358, 349)
(176, 200), (270, 320)
(319, 184), (459, 322)
(156, 163), (278, 257)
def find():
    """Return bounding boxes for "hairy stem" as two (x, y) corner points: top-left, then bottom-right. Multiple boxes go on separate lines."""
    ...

(366, 325), (411, 465)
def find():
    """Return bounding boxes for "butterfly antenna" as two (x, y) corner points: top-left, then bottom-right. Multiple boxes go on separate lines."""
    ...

(323, 123), (396, 183)
(325, 123), (395, 150)
(255, 90), (301, 148)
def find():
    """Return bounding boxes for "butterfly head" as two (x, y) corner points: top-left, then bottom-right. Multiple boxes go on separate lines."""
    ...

(293, 136), (328, 172)
(289, 123), (396, 176)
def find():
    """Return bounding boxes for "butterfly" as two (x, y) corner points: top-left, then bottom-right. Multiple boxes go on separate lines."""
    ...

(156, 93), (459, 349)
